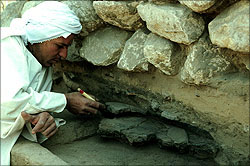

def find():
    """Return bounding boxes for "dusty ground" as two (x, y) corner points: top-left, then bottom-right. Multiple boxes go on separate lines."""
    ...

(45, 135), (216, 165)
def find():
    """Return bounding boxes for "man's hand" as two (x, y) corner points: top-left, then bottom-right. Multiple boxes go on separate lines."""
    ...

(65, 92), (105, 115)
(21, 111), (58, 138)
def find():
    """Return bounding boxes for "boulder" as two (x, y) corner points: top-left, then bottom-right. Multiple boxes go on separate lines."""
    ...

(144, 33), (183, 75)
(178, 0), (216, 13)
(93, 1), (144, 31)
(63, 1), (104, 36)
(1, 1), (26, 27)
(117, 28), (149, 72)
(208, 1), (249, 53)
(80, 26), (132, 66)
(180, 32), (233, 85)
(137, 2), (205, 45)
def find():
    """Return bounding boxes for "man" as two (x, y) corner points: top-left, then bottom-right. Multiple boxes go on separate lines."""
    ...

(1, 1), (105, 165)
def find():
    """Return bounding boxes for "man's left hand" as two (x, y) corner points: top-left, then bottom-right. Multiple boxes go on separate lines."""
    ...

(21, 111), (58, 138)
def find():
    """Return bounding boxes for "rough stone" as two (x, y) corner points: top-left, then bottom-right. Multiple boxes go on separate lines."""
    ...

(178, 0), (216, 13)
(122, 120), (158, 145)
(157, 126), (188, 152)
(98, 117), (147, 139)
(98, 117), (158, 145)
(239, 55), (250, 70)
(105, 102), (148, 115)
(180, 32), (233, 85)
(63, 1), (104, 36)
(117, 28), (149, 72)
(188, 133), (219, 159)
(11, 137), (68, 165)
(144, 33), (182, 75)
(98, 116), (219, 158)
(161, 110), (180, 121)
(218, 49), (250, 72)
(1, 1), (26, 27)
(208, 1), (249, 53)
(80, 26), (132, 66)
(137, 2), (205, 45)
(93, 1), (144, 31)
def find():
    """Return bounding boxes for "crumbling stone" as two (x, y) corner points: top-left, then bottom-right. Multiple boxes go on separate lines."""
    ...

(156, 126), (188, 153)
(98, 117), (147, 140)
(208, 0), (249, 53)
(105, 102), (148, 115)
(188, 132), (219, 159)
(144, 33), (183, 75)
(98, 116), (219, 159)
(178, 0), (216, 13)
(80, 26), (132, 66)
(117, 28), (149, 72)
(93, 1), (144, 31)
(137, 2), (205, 45)
(180, 32), (233, 85)
(63, 1), (104, 36)
(1, 1), (26, 27)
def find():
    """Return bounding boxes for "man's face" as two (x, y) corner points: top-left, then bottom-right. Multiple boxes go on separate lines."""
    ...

(29, 34), (75, 67)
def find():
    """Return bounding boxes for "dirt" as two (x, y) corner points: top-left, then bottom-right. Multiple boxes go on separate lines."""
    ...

(45, 135), (216, 165)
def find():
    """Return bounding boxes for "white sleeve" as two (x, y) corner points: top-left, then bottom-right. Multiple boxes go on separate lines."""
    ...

(1, 36), (67, 139)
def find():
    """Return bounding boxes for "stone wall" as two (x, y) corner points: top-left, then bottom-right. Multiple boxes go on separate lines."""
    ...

(2, 0), (249, 165)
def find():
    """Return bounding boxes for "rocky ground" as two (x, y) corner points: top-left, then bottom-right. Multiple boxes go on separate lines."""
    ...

(41, 109), (217, 166)
(46, 136), (216, 166)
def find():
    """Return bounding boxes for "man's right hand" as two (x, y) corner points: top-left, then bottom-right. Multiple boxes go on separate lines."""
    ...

(64, 92), (105, 115)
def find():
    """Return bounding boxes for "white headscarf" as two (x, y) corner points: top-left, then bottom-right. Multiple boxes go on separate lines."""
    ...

(6, 1), (82, 45)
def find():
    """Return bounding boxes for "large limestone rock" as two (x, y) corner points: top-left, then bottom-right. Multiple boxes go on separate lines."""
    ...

(178, 0), (216, 13)
(137, 2), (205, 45)
(144, 33), (182, 75)
(208, 1), (249, 53)
(63, 1), (104, 36)
(20, 1), (104, 36)
(93, 1), (144, 31)
(80, 26), (132, 66)
(117, 28), (149, 72)
(180, 32), (233, 85)
(1, 1), (26, 27)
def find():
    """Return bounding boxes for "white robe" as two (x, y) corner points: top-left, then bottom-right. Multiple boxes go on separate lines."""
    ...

(1, 31), (67, 165)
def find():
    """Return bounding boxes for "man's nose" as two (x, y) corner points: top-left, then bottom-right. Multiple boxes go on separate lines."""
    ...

(59, 47), (67, 59)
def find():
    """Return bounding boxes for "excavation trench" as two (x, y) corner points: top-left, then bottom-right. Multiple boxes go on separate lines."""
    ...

(36, 64), (223, 165)
(41, 109), (218, 165)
